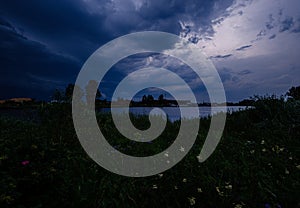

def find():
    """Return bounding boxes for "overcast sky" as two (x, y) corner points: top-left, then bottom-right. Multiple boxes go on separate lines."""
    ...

(1, 0), (300, 101)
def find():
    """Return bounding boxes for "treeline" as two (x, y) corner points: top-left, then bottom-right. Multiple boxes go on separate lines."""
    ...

(1, 84), (300, 108)
(130, 94), (179, 107)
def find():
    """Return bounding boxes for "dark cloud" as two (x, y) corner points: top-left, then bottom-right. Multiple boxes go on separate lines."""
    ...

(265, 14), (276, 30)
(210, 0), (249, 29)
(218, 68), (240, 84)
(219, 68), (251, 84)
(291, 18), (300, 33)
(210, 54), (233, 59)
(0, 0), (236, 100)
(0, 0), (235, 59)
(236, 45), (252, 51)
(219, 68), (233, 82)
(256, 30), (266, 38)
(2, 0), (298, 102)
(0, 17), (80, 99)
(1, 0), (112, 61)
(279, 16), (294, 32)
(269, 34), (276, 39)
(238, 70), (252, 75)
(263, 12), (300, 35)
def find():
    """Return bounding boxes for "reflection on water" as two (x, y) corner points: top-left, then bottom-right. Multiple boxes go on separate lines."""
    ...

(98, 106), (248, 122)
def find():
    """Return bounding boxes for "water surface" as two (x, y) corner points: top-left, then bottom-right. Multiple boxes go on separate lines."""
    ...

(98, 106), (248, 122)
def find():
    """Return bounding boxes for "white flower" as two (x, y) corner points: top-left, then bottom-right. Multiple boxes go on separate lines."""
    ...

(197, 188), (203, 193)
(188, 197), (196, 206)
(196, 155), (203, 162)
(285, 168), (290, 174)
(216, 187), (224, 196)
(225, 184), (232, 190)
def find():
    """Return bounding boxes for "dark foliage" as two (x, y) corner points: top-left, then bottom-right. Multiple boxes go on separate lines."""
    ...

(0, 97), (299, 207)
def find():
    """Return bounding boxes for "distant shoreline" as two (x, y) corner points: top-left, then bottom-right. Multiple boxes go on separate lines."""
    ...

(0, 101), (254, 109)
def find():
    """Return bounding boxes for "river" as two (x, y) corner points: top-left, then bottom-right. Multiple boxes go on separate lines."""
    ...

(98, 106), (249, 122)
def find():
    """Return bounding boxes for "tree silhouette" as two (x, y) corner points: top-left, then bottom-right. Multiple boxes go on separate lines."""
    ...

(52, 89), (63, 102)
(65, 84), (75, 102)
(287, 86), (300, 100)
(158, 94), (164, 102)
(147, 95), (154, 104)
(141, 94), (155, 105)
(142, 95), (147, 103)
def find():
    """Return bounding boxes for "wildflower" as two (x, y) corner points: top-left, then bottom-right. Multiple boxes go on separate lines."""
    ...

(262, 148), (266, 152)
(32, 171), (40, 176)
(285, 168), (289, 174)
(296, 165), (300, 170)
(196, 155), (203, 162)
(188, 197), (196, 206)
(216, 187), (224, 196)
(31, 144), (38, 149)
(289, 156), (293, 160)
(179, 146), (185, 152)
(250, 150), (255, 154)
(182, 178), (187, 183)
(21, 160), (30, 166)
(225, 184), (232, 190)
(272, 145), (284, 153)
(152, 184), (158, 189)
(174, 186), (178, 190)
(50, 167), (56, 172)
(197, 188), (203, 193)
(0, 195), (14, 203)
(261, 140), (265, 145)
(9, 183), (16, 188)
(234, 202), (246, 208)
(164, 152), (169, 157)
(158, 173), (163, 178)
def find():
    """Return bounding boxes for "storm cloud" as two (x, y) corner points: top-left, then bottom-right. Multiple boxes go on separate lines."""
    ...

(0, 0), (299, 101)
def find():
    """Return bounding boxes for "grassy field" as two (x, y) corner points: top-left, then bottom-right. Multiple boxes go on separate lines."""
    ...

(0, 96), (299, 208)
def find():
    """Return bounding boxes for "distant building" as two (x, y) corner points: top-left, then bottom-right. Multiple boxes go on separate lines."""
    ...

(9, 98), (33, 103)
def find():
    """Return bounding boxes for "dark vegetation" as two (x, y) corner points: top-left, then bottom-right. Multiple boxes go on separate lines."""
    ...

(0, 87), (299, 207)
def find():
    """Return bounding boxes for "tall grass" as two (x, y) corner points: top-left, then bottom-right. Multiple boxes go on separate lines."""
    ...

(0, 97), (299, 207)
